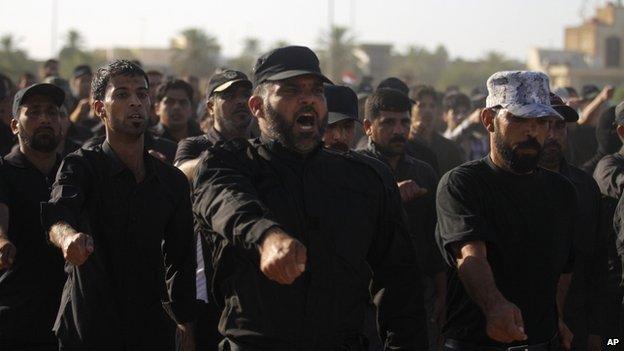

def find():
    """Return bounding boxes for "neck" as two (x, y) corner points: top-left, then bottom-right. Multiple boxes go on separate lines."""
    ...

(409, 129), (432, 144)
(489, 148), (534, 175)
(19, 143), (57, 175)
(539, 159), (561, 173)
(106, 131), (146, 182)
(166, 123), (188, 142)
(214, 122), (248, 140)
(387, 155), (401, 170)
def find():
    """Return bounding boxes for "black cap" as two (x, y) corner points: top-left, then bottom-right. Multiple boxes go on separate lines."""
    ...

(377, 77), (409, 96)
(73, 65), (92, 79)
(12, 83), (65, 117)
(615, 101), (624, 125)
(582, 84), (600, 100)
(206, 70), (252, 98)
(325, 85), (359, 125)
(549, 93), (579, 123)
(253, 46), (332, 85)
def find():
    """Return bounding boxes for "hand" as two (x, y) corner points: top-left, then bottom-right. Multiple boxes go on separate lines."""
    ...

(599, 85), (615, 102)
(468, 108), (483, 124)
(558, 318), (573, 350)
(259, 228), (306, 285)
(587, 334), (601, 351)
(177, 323), (196, 351)
(397, 180), (428, 203)
(62, 232), (94, 266)
(484, 299), (527, 343)
(0, 238), (16, 269)
(148, 149), (167, 163)
(70, 99), (91, 123)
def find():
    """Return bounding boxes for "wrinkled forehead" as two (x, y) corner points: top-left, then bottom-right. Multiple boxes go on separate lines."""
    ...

(106, 74), (148, 91)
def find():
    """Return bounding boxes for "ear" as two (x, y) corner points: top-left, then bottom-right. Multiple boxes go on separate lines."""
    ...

(249, 95), (265, 120)
(617, 124), (624, 140)
(363, 118), (373, 136)
(482, 108), (496, 133)
(206, 98), (214, 116)
(93, 100), (106, 121)
(10, 118), (19, 136)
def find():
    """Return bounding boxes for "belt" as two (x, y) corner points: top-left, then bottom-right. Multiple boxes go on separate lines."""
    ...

(444, 334), (559, 351)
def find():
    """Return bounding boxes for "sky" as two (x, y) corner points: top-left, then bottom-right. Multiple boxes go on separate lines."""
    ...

(0, 0), (610, 62)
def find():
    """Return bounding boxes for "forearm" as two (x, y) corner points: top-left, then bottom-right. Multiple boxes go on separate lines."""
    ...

(177, 158), (201, 183)
(49, 221), (78, 249)
(0, 203), (8, 240)
(457, 252), (506, 313)
(556, 273), (572, 318)
(434, 271), (447, 298)
(579, 100), (605, 126)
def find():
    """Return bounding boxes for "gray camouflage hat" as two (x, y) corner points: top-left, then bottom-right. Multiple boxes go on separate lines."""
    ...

(486, 71), (563, 120)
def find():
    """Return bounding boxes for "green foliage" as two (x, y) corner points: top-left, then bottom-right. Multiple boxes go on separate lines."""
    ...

(58, 29), (105, 79)
(0, 34), (38, 83)
(317, 26), (361, 82)
(170, 28), (221, 77)
(229, 38), (262, 75)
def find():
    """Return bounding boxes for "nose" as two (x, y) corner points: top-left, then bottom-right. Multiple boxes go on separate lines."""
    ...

(129, 93), (142, 107)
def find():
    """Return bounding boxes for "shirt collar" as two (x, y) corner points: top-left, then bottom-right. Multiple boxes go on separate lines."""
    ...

(3, 146), (61, 175)
(102, 140), (157, 181)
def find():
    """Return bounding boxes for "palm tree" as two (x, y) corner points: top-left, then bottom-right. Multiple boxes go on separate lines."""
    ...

(170, 28), (221, 78)
(318, 26), (358, 82)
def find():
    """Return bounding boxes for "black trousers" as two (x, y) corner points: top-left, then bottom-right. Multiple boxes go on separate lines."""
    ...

(196, 300), (223, 351)
(0, 339), (58, 351)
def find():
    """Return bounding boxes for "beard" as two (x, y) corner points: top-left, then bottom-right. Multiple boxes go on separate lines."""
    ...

(325, 140), (350, 153)
(539, 139), (563, 168)
(217, 106), (252, 136)
(494, 131), (542, 174)
(264, 103), (326, 154)
(19, 127), (61, 152)
(377, 135), (407, 158)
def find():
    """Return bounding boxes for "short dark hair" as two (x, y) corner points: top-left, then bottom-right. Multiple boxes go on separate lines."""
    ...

(155, 78), (193, 103)
(410, 84), (438, 104)
(365, 88), (412, 121)
(91, 60), (149, 101)
(442, 92), (471, 112)
(43, 59), (58, 68)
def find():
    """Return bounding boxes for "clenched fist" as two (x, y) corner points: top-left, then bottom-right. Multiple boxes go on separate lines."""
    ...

(0, 238), (16, 269)
(62, 232), (94, 266)
(259, 228), (307, 285)
(485, 299), (527, 343)
(397, 180), (428, 203)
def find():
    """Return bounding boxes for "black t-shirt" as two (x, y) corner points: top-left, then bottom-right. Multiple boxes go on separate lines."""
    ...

(174, 128), (224, 166)
(0, 149), (65, 343)
(436, 157), (576, 346)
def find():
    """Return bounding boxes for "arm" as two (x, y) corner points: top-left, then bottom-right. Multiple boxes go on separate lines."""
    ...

(556, 273), (573, 350)
(0, 203), (16, 269)
(578, 86), (614, 126)
(177, 158), (202, 183)
(455, 241), (527, 343)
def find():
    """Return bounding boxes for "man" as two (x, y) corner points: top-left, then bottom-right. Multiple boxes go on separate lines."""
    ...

(539, 93), (606, 351)
(68, 65), (93, 125)
(322, 84), (359, 152)
(175, 69), (254, 350)
(152, 78), (203, 143)
(436, 71), (576, 350)
(0, 75), (15, 156)
(193, 46), (427, 350)
(40, 60), (197, 351)
(442, 92), (489, 162)
(175, 70), (253, 181)
(40, 59), (59, 80)
(147, 70), (164, 125)
(357, 88), (446, 351)
(0, 83), (66, 351)
(407, 85), (464, 176)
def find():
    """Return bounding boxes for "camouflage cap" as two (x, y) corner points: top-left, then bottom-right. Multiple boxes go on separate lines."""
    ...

(486, 71), (563, 120)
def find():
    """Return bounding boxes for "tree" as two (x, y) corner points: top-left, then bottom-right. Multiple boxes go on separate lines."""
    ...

(389, 45), (450, 86)
(229, 37), (261, 75)
(318, 26), (359, 82)
(170, 28), (221, 78)
(58, 29), (95, 78)
(0, 34), (37, 82)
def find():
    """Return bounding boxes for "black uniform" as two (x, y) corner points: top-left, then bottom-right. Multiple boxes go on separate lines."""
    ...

(40, 141), (197, 351)
(0, 122), (15, 157)
(84, 132), (178, 164)
(406, 138), (440, 175)
(436, 157), (576, 348)
(0, 149), (64, 350)
(559, 161), (607, 349)
(152, 120), (203, 143)
(193, 138), (427, 351)
(174, 128), (224, 166)
(409, 134), (464, 177)
(358, 141), (445, 351)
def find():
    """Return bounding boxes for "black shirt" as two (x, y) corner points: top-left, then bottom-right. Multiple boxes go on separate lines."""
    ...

(358, 141), (444, 276)
(0, 149), (64, 343)
(174, 128), (224, 166)
(559, 161), (606, 336)
(83, 132), (178, 164)
(40, 142), (197, 351)
(152, 120), (203, 143)
(193, 139), (427, 351)
(428, 133), (465, 176)
(406, 138), (440, 175)
(435, 157), (576, 346)
(0, 122), (15, 157)
(593, 147), (624, 200)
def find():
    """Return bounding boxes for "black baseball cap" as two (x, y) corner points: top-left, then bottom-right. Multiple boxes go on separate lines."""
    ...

(12, 83), (65, 117)
(206, 70), (252, 98)
(549, 93), (579, 123)
(377, 77), (409, 96)
(253, 46), (332, 85)
(73, 65), (92, 79)
(325, 84), (359, 125)
(615, 101), (624, 125)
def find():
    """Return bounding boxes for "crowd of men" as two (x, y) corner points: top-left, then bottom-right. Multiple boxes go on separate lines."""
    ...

(0, 45), (623, 351)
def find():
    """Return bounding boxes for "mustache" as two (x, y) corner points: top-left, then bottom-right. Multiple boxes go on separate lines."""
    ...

(513, 137), (541, 151)
(389, 135), (407, 144)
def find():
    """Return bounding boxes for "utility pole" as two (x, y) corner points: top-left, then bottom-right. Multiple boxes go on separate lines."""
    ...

(51, 0), (58, 57)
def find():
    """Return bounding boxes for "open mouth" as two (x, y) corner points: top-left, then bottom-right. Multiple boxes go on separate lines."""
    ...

(295, 113), (316, 132)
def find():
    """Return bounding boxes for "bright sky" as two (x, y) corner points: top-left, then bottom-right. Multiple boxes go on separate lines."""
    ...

(0, 0), (608, 61)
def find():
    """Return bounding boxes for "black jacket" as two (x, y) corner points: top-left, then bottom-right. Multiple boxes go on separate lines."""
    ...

(193, 138), (427, 351)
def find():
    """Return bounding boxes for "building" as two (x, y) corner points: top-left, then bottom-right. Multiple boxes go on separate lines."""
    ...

(528, 1), (624, 89)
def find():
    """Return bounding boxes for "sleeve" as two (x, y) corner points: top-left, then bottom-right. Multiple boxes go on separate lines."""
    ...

(435, 171), (493, 266)
(192, 143), (281, 250)
(367, 175), (428, 350)
(161, 173), (199, 324)
(593, 156), (624, 199)
(40, 152), (91, 233)
(174, 137), (209, 166)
